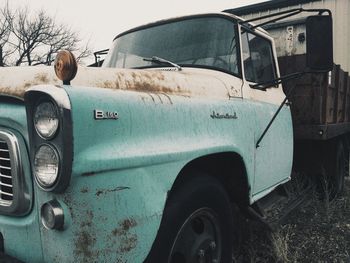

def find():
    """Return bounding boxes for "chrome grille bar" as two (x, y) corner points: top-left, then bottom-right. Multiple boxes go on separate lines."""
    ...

(0, 130), (31, 215)
(0, 139), (13, 206)
(0, 182), (13, 187)
(0, 191), (13, 197)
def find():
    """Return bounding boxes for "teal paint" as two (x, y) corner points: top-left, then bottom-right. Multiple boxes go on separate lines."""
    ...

(0, 59), (295, 263)
(0, 102), (43, 262)
(59, 84), (256, 262)
(252, 101), (293, 195)
(0, 75), (293, 262)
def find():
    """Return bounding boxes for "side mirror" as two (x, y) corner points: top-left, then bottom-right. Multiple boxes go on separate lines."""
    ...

(306, 15), (333, 72)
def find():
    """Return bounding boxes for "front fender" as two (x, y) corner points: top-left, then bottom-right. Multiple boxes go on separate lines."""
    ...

(41, 84), (256, 262)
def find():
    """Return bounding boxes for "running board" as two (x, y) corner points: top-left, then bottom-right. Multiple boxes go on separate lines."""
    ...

(242, 184), (312, 229)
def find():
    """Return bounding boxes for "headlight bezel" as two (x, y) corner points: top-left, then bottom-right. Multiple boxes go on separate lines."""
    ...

(25, 86), (73, 193)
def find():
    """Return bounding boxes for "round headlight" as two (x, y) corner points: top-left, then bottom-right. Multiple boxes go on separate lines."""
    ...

(34, 101), (59, 139)
(34, 144), (59, 188)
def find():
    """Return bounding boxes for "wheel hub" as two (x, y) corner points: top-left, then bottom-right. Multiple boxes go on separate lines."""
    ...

(169, 208), (222, 263)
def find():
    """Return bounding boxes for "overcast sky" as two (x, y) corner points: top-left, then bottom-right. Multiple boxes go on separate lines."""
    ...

(8, 0), (267, 63)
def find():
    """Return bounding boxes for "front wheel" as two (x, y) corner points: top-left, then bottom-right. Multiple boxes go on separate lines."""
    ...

(145, 176), (235, 263)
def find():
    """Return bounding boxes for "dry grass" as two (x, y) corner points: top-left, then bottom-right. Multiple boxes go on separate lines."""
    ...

(235, 177), (350, 262)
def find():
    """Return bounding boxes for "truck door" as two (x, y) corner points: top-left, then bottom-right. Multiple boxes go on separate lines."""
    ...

(241, 30), (293, 198)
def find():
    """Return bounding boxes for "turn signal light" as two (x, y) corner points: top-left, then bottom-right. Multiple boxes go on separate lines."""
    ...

(41, 200), (64, 230)
(54, 50), (78, 85)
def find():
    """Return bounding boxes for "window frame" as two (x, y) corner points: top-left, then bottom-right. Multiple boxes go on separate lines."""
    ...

(240, 26), (278, 86)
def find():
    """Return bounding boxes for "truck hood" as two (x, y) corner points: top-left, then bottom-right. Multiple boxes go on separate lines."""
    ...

(0, 66), (242, 99)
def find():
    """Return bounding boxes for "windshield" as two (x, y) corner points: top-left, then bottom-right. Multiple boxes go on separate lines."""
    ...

(103, 16), (240, 75)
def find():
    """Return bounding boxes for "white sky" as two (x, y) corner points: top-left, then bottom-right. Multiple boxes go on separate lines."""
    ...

(7, 0), (266, 63)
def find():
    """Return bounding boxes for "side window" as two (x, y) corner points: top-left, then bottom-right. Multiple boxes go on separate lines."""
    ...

(242, 32), (276, 84)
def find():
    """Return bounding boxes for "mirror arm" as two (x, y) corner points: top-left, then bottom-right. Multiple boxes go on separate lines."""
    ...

(255, 70), (316, 148)
(255, 86), (295, 148)
(250, 72), (306, 91)
(251, 10), (302, 29)
(240, 8), (332, 29)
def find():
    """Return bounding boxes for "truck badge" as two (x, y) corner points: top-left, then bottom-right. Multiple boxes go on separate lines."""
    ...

(210, 111), (237, 119)
(94, 110), (119, 120)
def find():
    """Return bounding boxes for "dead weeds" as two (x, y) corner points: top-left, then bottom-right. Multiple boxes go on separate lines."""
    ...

(235, 177), (350, 262)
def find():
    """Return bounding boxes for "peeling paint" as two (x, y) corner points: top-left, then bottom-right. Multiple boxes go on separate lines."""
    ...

(0, 66), (242, 100)
(80, 187), (89, 193)
(74, 210), (98, 262)
(118, 234), (137, 253)
(34, 73), (50, 83)
(75, 230), (96, 257)
(0, 67), (60, 99)
(95, 71), (182, 95)
(111, 218), (137, 238)
(95, 186), (130, 197)
(112, 218), (138, 253)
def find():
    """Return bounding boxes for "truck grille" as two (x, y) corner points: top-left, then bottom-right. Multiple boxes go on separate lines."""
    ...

(0, 130), (31, 215)
(0, 140), (13, 206)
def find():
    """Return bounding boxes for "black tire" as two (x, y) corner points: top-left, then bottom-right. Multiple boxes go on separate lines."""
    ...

(323, 139), (345, 199)
(144, 176), (235, 263)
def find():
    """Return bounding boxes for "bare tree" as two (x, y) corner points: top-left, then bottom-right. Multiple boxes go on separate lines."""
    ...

(1, 3), (91, 66)
(0, 2), (14, 66)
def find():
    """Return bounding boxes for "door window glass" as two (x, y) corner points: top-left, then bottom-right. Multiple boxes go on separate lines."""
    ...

(242, 32), (276, 83)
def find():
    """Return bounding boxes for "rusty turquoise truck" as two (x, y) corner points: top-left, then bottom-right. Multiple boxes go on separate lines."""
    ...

(0, 0), (348, 262)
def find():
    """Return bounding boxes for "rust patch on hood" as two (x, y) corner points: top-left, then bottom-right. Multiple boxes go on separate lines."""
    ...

(0, 86), (27, 99)
(95, 71), (187, 95)
(0, 67), (59, 99)
(72, 67), (239, 99)
(0, 66), (242, 100)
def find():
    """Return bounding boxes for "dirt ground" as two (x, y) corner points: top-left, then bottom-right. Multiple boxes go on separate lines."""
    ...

(236, 177), (350, 263)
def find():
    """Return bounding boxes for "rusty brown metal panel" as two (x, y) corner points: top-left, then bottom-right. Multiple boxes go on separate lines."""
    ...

(325, 65), (339, 124)
(345, 75), (350, 122)
(278, 56), (350, 126)
(279, 55), (327, 125)
(337, 69), (348, 122)
(294, 122), (350, 140)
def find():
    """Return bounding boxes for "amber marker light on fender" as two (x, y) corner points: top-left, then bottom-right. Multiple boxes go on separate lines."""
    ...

(54, 50), (78, 85)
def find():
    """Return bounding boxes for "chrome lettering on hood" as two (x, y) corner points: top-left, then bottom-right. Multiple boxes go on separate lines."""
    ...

(94, 110), (119, 120)
(210, 111), (238, 120)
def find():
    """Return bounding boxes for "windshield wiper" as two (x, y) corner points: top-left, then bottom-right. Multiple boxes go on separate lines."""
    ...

(143, 56), (182, 71)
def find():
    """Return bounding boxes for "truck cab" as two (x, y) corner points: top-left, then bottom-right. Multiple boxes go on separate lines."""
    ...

(103, 13), (294, 199)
